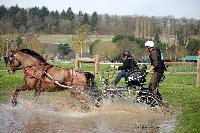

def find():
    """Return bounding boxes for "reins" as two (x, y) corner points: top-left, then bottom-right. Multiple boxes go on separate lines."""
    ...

(43, 71), (73, 89)
(43, 69), (93, 100)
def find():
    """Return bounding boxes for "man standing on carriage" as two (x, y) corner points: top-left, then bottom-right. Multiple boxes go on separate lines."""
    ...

(111, 51), (138, 86)
(145, 41), (166, 100)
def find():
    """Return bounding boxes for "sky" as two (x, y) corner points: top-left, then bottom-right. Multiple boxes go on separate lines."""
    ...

(1, 0), (200, 19)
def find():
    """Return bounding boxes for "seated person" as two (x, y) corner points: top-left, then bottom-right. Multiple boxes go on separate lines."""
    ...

(111, 51), (138, 86)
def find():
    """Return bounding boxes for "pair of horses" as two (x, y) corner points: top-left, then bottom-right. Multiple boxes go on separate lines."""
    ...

(6, 49), (99, 106)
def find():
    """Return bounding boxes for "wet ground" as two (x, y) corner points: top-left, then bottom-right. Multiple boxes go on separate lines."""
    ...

(0, 99), (176, 133)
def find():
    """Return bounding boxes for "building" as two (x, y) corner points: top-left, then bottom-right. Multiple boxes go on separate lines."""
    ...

(179, 56), (198, 63)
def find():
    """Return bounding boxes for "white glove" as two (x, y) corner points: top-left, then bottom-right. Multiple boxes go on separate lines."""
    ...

(146, 70), (151, 73)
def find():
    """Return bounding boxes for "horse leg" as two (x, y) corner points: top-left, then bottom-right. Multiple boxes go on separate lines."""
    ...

(12, 84), (29, 106)
(33, 89), (42, 102)
(33, 78), (44, 102)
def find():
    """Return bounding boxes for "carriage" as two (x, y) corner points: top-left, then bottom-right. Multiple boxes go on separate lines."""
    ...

(94, 66), (165, 108)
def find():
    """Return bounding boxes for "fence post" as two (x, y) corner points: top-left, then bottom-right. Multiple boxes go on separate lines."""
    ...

(74, 54), (99, 79)
(197, 56), (200, 87)
(75, 54), (79, 70)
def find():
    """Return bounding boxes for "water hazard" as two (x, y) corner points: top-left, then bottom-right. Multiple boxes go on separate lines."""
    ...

(0, 99), (176, 133)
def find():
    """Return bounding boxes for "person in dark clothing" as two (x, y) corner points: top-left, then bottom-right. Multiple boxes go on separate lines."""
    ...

(111, 51), (138, 86)
(145, 41), (165, 100)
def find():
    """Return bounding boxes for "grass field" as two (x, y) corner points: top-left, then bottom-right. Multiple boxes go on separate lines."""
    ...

(0, 61), (200, 133)
(37, 34), (113, 44)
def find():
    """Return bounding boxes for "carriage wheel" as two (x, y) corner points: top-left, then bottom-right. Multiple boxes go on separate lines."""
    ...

(145, 95), (159, 107)
(135, 95), (146, 104)
(135, 92), (160, 107)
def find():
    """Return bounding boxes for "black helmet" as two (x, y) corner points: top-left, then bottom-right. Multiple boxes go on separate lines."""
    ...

(122, 51), (131, 57)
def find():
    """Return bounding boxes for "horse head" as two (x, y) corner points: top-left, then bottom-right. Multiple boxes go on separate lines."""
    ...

(7, 50), (21, 74)
(7, 49), (48, 74)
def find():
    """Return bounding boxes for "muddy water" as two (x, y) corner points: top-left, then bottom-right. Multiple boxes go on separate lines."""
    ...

(0, 99), (176, 133)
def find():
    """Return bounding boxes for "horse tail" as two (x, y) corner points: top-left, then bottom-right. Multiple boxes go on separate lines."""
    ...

(84, 72), (101, 97)
(84, 72), (95, 86)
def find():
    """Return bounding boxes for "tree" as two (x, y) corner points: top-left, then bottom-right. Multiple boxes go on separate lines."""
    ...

(8, 5), (20, 17)
(82, 13), (90, 26)
(66, 7), (74, 21)
(47, 11), (59, 33)
(93, 41), (119, 61)
(39, 6), (49, 31)
(78, 11), (83, 24)
(27, 7), (40, 32)
(15, 36), (23, 49)
(0, 5), (8, 20)
(187, 38), (200, 55)
(57, 43), (72, 59)
(14, 8), (27, 31)
(60, 10), (66, 19)
(72, 25), (89, 56)
(59, 19), (70, 33)
(88, 39), (100, 56)
(25, 34), (41, 53)
(114, 38), (143, 61)
(90, 12), (98, 33)
(0, 34), (15, 55)
(0, 18), (15, 33)
(40, 6), (49, 17)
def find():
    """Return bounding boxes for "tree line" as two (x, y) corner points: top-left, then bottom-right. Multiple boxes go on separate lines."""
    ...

(0, 5), (200, 36)
(0, 5), (200, 61)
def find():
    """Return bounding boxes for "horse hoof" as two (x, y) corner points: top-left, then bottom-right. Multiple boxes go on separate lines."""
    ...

(12, 99), (17, 107)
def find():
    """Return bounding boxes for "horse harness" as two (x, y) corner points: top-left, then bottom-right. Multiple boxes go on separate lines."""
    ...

(23, 63), (53, 89)
(23, 63), (82, 89)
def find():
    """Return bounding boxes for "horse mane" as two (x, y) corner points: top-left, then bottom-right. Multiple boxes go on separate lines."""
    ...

(19, 49), (47, 63)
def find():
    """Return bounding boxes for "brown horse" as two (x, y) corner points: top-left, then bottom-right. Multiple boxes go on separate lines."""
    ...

(7, 49), (99, 106)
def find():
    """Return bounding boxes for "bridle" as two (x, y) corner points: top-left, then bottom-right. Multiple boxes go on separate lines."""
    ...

(8, 52), (47, 73)
(7, 53), (21, 73)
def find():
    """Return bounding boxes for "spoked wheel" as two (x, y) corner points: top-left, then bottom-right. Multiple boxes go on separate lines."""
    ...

(135, 91), (161, 107)
(145, 95), (159, 107)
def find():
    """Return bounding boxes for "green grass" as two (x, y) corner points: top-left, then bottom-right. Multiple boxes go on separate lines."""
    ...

(0, 71), (24, 102)
(38, 34), (74, 44)
(0, 60), (7, 70)
(0, 61), (200, 132)
(159, 74), (200, 133)
(166, 65), (197, 72)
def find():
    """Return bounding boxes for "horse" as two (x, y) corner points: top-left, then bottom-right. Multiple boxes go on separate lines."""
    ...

(7, 49), (99, 106)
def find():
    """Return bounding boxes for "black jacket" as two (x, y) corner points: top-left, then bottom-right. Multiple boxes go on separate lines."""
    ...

(118, 57), (138, 72)
(149, 48), (165, 72)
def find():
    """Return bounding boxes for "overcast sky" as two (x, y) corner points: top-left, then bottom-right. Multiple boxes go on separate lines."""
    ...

(1, 0), (200, 19)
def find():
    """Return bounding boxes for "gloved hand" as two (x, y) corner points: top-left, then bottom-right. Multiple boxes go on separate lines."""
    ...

(146, 69), (151, 73)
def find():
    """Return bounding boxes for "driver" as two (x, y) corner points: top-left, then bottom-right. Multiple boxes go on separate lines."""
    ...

(111, 51), (138, 86)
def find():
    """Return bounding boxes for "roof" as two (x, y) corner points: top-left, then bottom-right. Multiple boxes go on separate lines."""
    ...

(179, 56), (198, 61)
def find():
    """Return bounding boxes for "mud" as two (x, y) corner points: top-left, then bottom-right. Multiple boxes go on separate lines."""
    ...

(0, 99), (176, 133)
